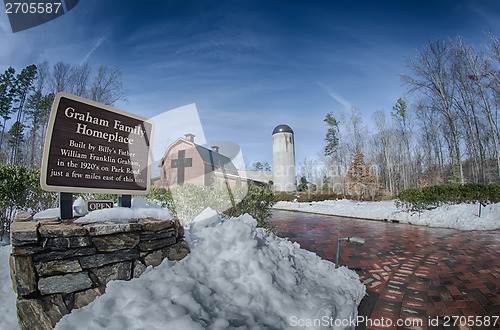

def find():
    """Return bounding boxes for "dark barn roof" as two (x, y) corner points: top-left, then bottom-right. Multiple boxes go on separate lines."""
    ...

(195, 145), (238, 174)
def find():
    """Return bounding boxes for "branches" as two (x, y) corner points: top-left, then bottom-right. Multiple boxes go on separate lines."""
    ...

(90, 66), (127, 106)
(0, 61), (128, 166)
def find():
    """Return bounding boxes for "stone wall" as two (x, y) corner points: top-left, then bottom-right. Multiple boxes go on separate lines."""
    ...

(9, 211), (190, 330)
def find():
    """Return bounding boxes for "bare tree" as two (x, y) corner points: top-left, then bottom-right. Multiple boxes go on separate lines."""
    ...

(401, 39), (464, 183)
(451, 37), (500, 180)
(35, 61), (50, 94)
(299, 157), (317, 185)
(344, 106), (364, 153)
(373, 110), (396, 195)
(51, 62), (72, 94)
(90, 66), (127, 106)
(70, 63), (91, 98)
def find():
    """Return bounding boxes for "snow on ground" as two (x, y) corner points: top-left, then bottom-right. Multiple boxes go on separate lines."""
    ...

(0, 244), (18, 330)
(2, 207), (365, 330)
(274, 200), (500, 230)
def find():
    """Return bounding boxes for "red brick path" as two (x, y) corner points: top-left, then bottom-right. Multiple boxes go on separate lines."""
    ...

(269, 210), (500, 329)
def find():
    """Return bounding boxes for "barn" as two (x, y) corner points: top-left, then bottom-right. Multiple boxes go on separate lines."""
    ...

(157, 133), (244, 188)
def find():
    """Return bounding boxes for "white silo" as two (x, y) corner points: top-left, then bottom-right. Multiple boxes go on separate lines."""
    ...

(272, 124), (296, 191)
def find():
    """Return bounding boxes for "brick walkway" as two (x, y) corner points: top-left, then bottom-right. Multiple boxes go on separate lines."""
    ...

(269, 210), (500, 329)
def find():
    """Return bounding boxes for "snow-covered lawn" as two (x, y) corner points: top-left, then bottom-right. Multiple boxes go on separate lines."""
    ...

(0, 243), (18, 330)
(274, 199), (500, 231)
(2, 206), (365, 330)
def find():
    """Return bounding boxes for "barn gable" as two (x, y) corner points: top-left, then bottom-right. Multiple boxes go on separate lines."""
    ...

(158, 134), (242, 188)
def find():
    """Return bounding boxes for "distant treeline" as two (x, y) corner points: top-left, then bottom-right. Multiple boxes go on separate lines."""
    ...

(309, 33), (500, 197)
(0, 61), (127, 167)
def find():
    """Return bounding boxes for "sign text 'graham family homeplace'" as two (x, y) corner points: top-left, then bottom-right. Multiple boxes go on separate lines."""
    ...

(40, 92), (154, 195)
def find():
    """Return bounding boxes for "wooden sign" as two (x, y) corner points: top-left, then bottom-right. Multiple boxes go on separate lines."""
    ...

(40, 92), (154, 195)
(85, 200), (114, 212)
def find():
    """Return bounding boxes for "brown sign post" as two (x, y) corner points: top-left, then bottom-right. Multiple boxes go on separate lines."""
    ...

(41, 93), (154, 217)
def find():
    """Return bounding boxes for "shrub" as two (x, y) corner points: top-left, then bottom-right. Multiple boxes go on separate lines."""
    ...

(145, 186), (176, 213)
(146, 182), (276, 228)
(273, 191), (296, 202)
(145, 183), (248, 223)
(75, 193), (119, 203)
(396, 183), (500, 213)
(274, 191), (337, 202)
(0, 164), (57, 238)
(224, 181), (276, 227)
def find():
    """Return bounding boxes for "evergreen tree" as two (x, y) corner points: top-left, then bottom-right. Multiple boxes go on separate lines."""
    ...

(13, 64), (37, 123)
(391, 97), (415, 189)
(0, 67), (16, 155)
(324, 111), (340, 157)
(25, 91), (54, 167)
(321, 173), (331, 192)
(7, 121), (25, 165)
(297, 176), (309, 192)
(251, 161), (272, 171)
(10, 64), (37, 164)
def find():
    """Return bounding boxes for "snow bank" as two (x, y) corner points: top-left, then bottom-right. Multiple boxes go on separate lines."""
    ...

(34, 197), (174, 224)
(389, 202), (500, 230)
(0, 245), (18, 330)
(55, 211), (365, 329)
(274, 200), (500, 230)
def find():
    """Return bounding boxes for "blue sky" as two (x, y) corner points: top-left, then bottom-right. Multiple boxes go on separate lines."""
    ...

(1, 0), (499, 169)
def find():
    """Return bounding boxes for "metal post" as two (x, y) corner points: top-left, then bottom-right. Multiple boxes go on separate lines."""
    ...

(335, 237), (366, 268)
(118, 194), (131, 208)
(478, 191), (482, 218)
(335, 237), (348, 268)
(59, 192), (73, 220)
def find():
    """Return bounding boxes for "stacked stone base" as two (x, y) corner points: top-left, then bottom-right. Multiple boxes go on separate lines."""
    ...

(10, 212), (190, 330)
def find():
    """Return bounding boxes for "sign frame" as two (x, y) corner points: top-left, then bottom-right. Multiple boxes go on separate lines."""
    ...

(40, 92), (154, 195)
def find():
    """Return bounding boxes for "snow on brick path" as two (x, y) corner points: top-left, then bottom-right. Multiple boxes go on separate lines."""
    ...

(274, 200), (500, 230)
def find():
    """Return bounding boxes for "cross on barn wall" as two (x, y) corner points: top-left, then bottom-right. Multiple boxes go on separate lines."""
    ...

(171, 150), (192, 185)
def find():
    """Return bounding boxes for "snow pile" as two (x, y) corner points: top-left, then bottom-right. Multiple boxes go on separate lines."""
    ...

(0, 245), (18, 330)
(34, 196), (89, 219)
(184, 207), (220, 245)
(274, 200), (500, 230)
(275, 200), (397, 220)
(54, 211), (364, 329)
(389, 202), (500, 230)
(34, 197), (174, 224)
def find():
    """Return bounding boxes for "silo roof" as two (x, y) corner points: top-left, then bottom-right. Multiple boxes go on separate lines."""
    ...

(272, 124), (294, 135)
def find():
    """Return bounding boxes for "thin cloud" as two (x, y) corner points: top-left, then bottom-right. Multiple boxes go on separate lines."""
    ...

(80, 36), (104, 64)
(316, 81), (352, 111)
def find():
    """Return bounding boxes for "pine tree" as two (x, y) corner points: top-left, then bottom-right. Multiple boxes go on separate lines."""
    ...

(297, 176), (309, 192)
(24, 91), (54, 167)
(324, 111), (340, 157)
(10, 64), (37, 164)
(0, 67), (16, 156)
(7, 121), (25, 165)
(251, 161), (272, 171)
(321, 173), (331, 192)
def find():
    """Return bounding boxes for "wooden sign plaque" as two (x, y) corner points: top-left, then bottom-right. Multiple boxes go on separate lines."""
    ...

(40, 92), (154, 195)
